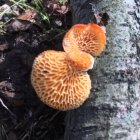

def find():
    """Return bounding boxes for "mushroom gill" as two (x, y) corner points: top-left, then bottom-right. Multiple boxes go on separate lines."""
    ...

(31, 50), (91, 111)
(63, 23), (106, 56)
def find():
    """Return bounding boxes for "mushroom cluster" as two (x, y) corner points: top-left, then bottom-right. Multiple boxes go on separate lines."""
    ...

(31, 23), (106, 111)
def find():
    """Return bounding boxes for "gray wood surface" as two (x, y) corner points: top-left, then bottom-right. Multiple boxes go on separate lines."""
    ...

(64, 0), (140, 140)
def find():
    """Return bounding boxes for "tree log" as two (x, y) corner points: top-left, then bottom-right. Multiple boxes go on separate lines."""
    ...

(64, 0), (140, 140)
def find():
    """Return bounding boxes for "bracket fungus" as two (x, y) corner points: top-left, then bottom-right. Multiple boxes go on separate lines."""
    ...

(63, 23), (106, 56)
(31, 50), (93, 111)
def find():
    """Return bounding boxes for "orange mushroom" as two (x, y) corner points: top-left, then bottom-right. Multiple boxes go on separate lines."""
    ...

(63, 23), (106, 56)
(31, 50), (93, 111)
(66, 48), (94, 71)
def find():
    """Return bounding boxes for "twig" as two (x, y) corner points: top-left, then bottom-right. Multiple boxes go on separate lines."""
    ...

(49, 111), (60, 122)
(0, 98), (17, 118)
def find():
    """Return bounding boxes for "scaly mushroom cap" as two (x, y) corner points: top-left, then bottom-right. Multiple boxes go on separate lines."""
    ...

(31, 50), (91, 111)
(63, 23), (106, 56)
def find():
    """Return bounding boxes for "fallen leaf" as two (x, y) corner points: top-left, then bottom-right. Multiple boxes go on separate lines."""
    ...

(43, 1), (69, 14)
(0, 81), (15, 98)
(17, 9), (37, 22)
(0, 4), (12, 20)
(0, 44), (9, 51)
(5, 19), (32, 32)
(56, 5), (69, 14)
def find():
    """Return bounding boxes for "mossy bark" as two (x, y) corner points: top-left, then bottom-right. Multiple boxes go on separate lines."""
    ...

(64, 0), (140, 140)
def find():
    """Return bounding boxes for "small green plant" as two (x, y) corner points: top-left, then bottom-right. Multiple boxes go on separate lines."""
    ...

(58, 0), (68, 5)
(10, 0), (50, 22)
(9, 0), (32, 10)
(34, 0), (49, 22)
(0, 0), (50, 34)
(0, 22), (6, 34)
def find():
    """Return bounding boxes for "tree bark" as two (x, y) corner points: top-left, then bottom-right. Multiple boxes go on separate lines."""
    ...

(64, 0), (140, 140)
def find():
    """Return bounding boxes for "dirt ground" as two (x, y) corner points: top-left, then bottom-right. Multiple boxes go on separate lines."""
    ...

(0, 1), (72, 139)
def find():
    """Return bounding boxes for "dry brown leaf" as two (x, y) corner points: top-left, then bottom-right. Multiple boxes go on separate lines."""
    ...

(17, 9), (37, 22)
(45, 1), (69, 14)
(5, 19), (32, 32)
(0, 43), (9, 51)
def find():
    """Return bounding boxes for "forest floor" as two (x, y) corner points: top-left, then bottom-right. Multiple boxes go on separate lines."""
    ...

(0, 0), (71, 140)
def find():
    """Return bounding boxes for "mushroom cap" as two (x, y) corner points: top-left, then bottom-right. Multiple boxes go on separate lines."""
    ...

(63, 23), (106, 56)
(66, 49), (94, 71)
(31, 50), (91, 111)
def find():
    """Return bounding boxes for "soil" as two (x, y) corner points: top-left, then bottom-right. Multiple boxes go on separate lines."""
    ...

(0, 1), (72, 140)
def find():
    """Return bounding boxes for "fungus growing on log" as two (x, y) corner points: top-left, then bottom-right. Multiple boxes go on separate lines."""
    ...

(63, 23), (106, 56)
(31, 50), (92, 111)
(31, 23), (106, 111)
